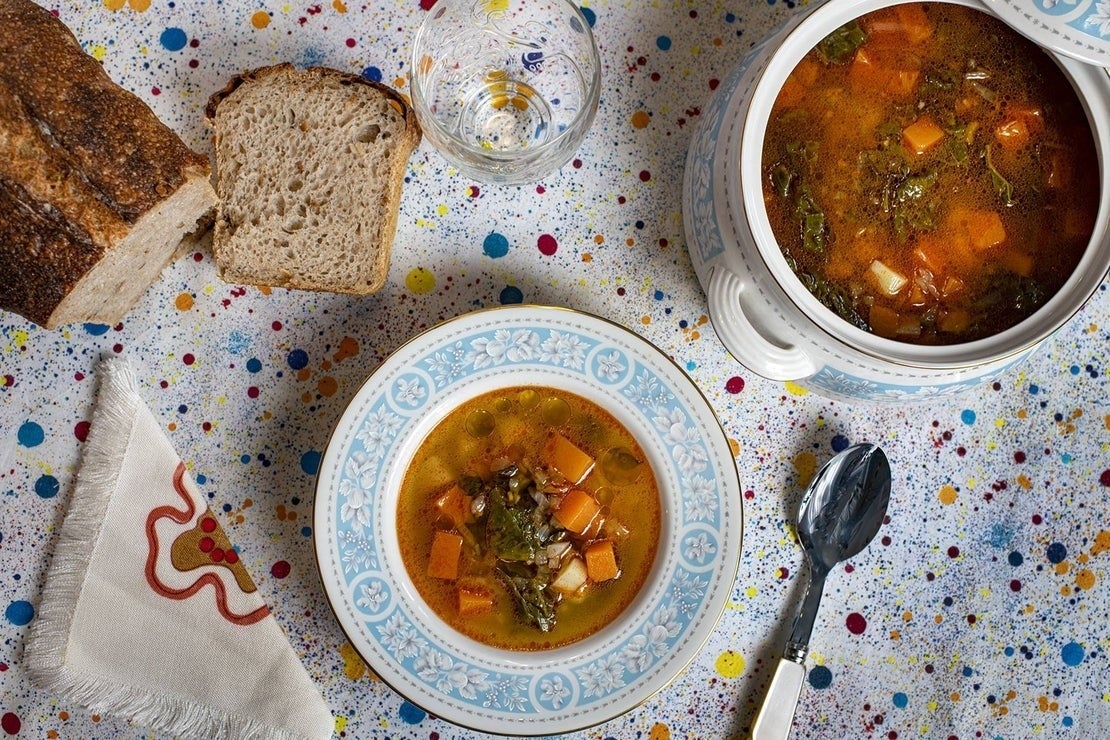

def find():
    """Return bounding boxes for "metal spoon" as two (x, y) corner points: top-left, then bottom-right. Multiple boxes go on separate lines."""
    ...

(751, 443), (892, 740)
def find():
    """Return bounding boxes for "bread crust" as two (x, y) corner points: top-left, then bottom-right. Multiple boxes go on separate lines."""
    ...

(0, 0), (214, 328)
(205, 64), (421, 294)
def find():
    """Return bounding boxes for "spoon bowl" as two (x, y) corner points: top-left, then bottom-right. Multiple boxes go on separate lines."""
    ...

(751, 443), (892, 739)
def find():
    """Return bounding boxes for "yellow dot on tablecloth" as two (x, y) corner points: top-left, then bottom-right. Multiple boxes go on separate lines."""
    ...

(128, 0), (151, 10)
(334, 716), (348, 732)
(174, 292), (194, 311)
(938, 485), (958, 505)
(631, 110), (650, 129)
(332, 0), (347, 12)
(784, 380), (808, 396)
(715, 650), (746, 678)
(103, 0), (125, 10)
(1076, 569), (1096, 590)
(406, 266), (436, 294)
(251, 10), (271, 28)
(437, 203), (449, 216)
(648, 723), (671, 740)
(90, 44), (108, 61)
(339, 641), (367, 680)
(745, 585), (758, 598)
(729, 437), (740, 456)
(1093, 530), (1110, 555)
(793, 451), (816, 488)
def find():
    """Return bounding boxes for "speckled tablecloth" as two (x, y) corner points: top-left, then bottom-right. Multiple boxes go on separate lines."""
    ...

(2, 1), (1109, 738)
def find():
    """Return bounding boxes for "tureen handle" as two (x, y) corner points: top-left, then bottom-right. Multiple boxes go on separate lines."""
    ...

(706, 267), (816, 381)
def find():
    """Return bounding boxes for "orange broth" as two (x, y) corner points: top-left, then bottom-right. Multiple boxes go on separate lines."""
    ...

(762, 2), (1099, 344)
(397, 386), (661, 650)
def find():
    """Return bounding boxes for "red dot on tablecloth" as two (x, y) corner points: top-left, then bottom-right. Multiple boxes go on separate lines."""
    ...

(638, 170), (651, 182)
(2, 712), (21, 734)
(419, 0), (436, 9)
(1100, 469), (1110, 487)
(345, 37), (356, 47)
(947, 546), (960, 558)
(183, 353), (195, 366)
(846, 612), (867, 634)
(74, 421), (90, 442)
(537, 234), (558, 256)
(271, 560), (292, 579)
(272, 321), (283, 331)
(199, 536), (214, 553)
(725, 376), (745, 394)
(247, 386), (260, 399)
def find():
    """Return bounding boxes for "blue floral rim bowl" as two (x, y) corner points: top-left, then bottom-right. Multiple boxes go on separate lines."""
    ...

(313, 305), (743, 734)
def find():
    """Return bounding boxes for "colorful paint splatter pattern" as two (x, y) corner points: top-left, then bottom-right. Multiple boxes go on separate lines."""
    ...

(1, 0), (1108, 738)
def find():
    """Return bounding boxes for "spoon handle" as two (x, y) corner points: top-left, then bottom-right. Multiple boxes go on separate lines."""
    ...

(750, 658), (806, 739)
(785, 564), (829, 657)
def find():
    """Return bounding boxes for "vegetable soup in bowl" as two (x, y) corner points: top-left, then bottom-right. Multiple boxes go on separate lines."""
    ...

(314, 306), (743, 734)
(683, 0), (1110, 401)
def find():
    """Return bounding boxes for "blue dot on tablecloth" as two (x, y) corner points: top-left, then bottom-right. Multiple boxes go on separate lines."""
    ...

(1061, 641), (1084, 666)
(17, 421), (44, 448)
(399, 701), (426, 724)
(361, 66), (382, 82)
(893, 691), (908, 709)
(301, 450), (321, 475)
(579, 6), (596, 26)
(961, 409), (976, 425)
(656, 35), (672, 51)
(499, 286), (524, 304)
(34, 475), (59, 499)
(5, 600), (34, 626)
(1046, 542), (1068, 564)
(483, 232), (509, 258)
(160, 27), (188, 51)
(287, 349), (309, 370)
(246, 358), (262, 373)
(808, 665), (832, 689)
(831, 434), (850, 452)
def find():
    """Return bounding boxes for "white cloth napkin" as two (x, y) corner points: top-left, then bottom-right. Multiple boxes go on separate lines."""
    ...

(26, 357), (333, 740)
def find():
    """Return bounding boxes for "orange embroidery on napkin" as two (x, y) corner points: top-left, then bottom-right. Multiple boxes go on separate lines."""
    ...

(144, 463), (270, 625)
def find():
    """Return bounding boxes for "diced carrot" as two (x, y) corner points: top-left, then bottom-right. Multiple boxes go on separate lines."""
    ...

(868, 304), (902, 339)
(432, 484), (473, 528)
(427, 530), (463, 580)
(542, 432), (595, 484)
(913, 236), (948, 274)
(848, 46), (920, 98)
(585, 539), (620, 583)
(552, 488), (602, 536)
(1000, 250), (1034, 277)
(457, 585), (494, 615)
(947, 208), (1006, 251)
(774, 58), (819, 110)
(995, 118), (1030, 150)
(902, 116), (945, 155)
(896, 3), (934, 43)
(863, 4), (934, 45)
(938, 308), (972, 333)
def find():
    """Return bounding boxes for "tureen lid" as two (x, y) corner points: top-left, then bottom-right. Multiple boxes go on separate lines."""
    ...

(988, 0), (1110, 66)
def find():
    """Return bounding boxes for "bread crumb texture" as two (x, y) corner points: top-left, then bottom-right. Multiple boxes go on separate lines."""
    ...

(209, 65), (420, 295)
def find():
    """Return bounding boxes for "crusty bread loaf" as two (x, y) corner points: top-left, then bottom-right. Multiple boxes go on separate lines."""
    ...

(204, 64), (421, 295)
(0, 0), (217, 330)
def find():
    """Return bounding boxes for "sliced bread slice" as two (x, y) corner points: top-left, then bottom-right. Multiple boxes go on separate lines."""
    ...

(205, 64), (421, 294)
